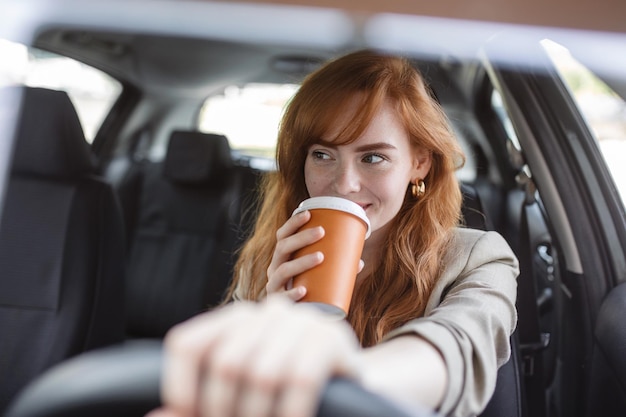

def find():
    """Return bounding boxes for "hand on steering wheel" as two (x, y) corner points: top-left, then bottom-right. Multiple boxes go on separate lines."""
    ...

(5, 335), (435, 417)
(151, 297), (361, 417)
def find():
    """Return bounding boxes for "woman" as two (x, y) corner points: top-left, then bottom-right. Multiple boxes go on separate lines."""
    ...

(150, 50), (518, 417)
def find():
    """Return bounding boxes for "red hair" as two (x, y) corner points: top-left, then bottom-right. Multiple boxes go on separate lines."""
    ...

(226, 50), (465, 347)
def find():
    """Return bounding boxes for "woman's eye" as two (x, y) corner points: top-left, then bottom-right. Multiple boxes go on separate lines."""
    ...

(362, 153), (385, 164)
(312, 150), (331, 160)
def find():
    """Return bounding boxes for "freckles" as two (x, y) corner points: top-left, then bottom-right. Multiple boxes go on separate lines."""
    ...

(307, 168), (332, 187)
(304, 175), (324, 196)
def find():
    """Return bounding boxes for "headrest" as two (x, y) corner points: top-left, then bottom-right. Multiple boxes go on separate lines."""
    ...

(11, 86), (95, 177)
(163, 130), (233, 184)
(460, 182), (491, 231)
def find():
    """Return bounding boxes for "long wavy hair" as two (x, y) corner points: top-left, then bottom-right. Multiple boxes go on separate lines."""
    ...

(225, 50), (465, 347)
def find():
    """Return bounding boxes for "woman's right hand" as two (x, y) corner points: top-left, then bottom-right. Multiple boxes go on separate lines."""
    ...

(265, 210), (325, 301)
(147, 297), (362, 417)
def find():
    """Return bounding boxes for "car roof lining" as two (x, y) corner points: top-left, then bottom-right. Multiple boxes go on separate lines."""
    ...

(33, 29), (342, 99)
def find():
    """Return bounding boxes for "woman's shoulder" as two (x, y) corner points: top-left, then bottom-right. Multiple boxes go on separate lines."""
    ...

(422, 227), (519, 314)
(446, 227), (519, 276)
(451, 225), (499, 242)
(451, 226), (512, 251)
(452, 225), (484, 241)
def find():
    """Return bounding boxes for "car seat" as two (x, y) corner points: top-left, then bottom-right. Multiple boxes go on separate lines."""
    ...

(0, 87), (126, 412)
(119, 130), (260, 338)
(460, 183), (524, 417)
(585, 282), (626, 417)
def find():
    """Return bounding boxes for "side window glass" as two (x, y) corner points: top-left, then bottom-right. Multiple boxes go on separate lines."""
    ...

(0, 39), (122, 142)
(542, 40), (626, 206)
(198, 83), (299, 164)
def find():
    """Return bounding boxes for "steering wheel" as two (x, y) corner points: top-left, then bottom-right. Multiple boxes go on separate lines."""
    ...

(6, 340), (438, 417)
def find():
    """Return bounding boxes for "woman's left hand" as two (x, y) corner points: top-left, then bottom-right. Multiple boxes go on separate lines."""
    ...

(146, 296), (361, 417)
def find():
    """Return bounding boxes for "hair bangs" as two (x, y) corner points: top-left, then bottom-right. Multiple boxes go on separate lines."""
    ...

(315, 90), (384, 148)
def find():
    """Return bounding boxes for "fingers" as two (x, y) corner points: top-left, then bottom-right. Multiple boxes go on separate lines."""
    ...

(267, 251), (323, 294)
(236, 305), (304, 417)
(275, 210), (312, 241)
(161, 304), (254, 415)
(271, 320), (351, 417)
(202, 304), (279, 417)
(275, 308), (361, 417)
(266, 211), (325, 297)
(282, 285), (307, 302)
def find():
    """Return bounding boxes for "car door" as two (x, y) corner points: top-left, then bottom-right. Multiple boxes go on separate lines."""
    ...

(480, 33), (626, 417)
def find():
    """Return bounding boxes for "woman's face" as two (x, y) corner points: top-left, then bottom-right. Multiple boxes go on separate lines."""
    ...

(304, 98), (431, 241)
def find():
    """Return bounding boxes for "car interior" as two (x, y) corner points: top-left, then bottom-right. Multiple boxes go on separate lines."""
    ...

(1, 1), (625, 417)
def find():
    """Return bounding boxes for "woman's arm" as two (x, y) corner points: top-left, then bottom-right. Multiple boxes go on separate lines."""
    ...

(359, 335), (448, 410)
(147, 298), (447, 417)
(382, 230), (519, 417)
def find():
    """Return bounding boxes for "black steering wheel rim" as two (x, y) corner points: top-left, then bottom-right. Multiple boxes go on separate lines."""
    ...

(5, 340), (437, 417)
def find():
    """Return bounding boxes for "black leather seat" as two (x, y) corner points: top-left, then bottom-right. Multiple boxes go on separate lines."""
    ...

(0, 87), (126, 412)
(479, 331), (524, 417)
(460, 183), (492, 231)
(585, 282), (626, 417)
(119, 130), (260, 338)
(460, 183), (524, 417)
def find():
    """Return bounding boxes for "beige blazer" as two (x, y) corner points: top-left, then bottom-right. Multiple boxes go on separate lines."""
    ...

(383, 228), (519, 417)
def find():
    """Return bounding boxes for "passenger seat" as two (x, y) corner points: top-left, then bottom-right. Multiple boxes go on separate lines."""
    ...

(119, 130), (260, 338)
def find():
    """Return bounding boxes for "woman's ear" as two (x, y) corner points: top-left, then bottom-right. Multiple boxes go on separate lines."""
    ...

(413, 148), (432, 179)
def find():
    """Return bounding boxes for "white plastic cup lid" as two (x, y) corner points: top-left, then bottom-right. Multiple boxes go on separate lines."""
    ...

(292, 196), (371, 239)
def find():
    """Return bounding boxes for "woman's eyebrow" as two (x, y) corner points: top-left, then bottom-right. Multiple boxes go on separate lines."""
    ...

(312, 141), (398, 152)
(354, 142), (398, 152)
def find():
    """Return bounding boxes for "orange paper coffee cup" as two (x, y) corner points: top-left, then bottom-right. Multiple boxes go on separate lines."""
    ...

(292, 196), (370, 319)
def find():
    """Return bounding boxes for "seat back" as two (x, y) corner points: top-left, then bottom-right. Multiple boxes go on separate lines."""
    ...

(479, 331), (524, 417)
(460, 182), (492, 231)
(120, 130), (260, 338)
(0, 87), (126, 412)
(585, 282), (626, 417)
(460, 182), (524, 417)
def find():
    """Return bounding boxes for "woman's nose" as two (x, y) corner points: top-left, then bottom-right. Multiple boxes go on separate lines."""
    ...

(332, 164), (360, 195)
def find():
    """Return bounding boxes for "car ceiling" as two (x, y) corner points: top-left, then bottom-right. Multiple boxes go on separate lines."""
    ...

(33, 29), (343, 99)
(1, 0), (615, 95)
(16, 1), (357, 97)
(32, 27), (479, 127)
(18, 0), (517, 100)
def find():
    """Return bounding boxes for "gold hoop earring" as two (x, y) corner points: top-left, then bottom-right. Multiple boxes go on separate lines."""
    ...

(411, 179), (425, 199)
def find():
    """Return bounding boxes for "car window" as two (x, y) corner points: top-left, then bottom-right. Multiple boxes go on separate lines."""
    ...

(198, 83), (299, 160)
(0, 39), (122, 143)
(542, 39), (626, 206)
